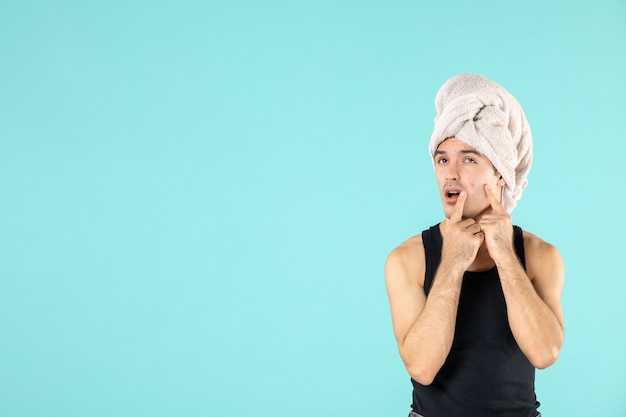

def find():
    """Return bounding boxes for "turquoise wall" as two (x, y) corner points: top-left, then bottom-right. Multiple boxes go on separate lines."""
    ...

(1, 1), (625, 416)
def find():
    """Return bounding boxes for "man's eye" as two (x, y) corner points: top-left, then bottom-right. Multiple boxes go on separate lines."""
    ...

(437, 158), (447, 164)
(465, 157), (475, 163)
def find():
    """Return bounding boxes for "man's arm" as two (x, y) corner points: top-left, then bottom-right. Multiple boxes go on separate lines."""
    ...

(495, 234), (565, 368)
(385, 192), (483, 385)
(479, 185), (565, 368)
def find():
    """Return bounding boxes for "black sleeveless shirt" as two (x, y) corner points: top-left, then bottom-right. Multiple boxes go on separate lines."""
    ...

(411, 224), (539, 417)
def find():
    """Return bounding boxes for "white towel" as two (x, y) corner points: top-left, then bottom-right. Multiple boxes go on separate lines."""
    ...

(429, 74), (533, 212)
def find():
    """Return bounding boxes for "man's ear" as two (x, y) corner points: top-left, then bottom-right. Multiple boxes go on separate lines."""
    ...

(494, 170), (506, 187)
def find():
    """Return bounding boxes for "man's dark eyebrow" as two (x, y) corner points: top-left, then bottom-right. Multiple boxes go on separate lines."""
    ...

(460, 149), (482, 156)
(434, 149), (482, 156)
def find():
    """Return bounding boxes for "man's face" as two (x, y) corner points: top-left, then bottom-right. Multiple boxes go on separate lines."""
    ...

(434, 137), (504, 219)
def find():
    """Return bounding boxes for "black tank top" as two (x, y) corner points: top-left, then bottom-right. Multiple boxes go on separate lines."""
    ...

(411, 224), (539, 417)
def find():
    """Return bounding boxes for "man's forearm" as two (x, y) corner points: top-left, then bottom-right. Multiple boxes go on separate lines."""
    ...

(400, 263), (464, 385)
(496, 253), (564, 369)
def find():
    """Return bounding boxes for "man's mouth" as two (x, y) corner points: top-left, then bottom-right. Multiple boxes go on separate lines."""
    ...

(444, 188), (462, 203)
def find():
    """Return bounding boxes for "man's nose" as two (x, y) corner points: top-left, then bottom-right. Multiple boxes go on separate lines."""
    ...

(444, 168), (458, 181)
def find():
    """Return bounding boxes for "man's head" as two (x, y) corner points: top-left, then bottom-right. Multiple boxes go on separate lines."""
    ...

(434, 137), (505, 219)
(429, 74), (533, 213)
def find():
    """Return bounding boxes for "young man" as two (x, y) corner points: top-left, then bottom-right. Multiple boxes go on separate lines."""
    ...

(385, 74), (564, 417)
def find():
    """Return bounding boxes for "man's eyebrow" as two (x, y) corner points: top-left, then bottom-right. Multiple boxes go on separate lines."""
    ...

(433, 149), (482, 156)
(460, 149), (482, 156)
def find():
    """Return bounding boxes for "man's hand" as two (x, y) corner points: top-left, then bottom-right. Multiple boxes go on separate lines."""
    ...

(479, 184), (515, 260)
(441, 191), (484, 270)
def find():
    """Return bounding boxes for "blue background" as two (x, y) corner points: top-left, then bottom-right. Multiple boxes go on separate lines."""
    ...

(1, 1), (625, 416)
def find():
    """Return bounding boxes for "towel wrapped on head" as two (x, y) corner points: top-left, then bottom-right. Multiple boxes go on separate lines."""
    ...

(429, 74), (533, 212)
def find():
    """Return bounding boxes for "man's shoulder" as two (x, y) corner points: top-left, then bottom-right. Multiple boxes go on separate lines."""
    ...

(385, 233), (426, 280)
(386, 223), (442, 266)
(519, 228), (563, 279)
(520, 228), (560, 254)
(388, 233), (423, 259)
